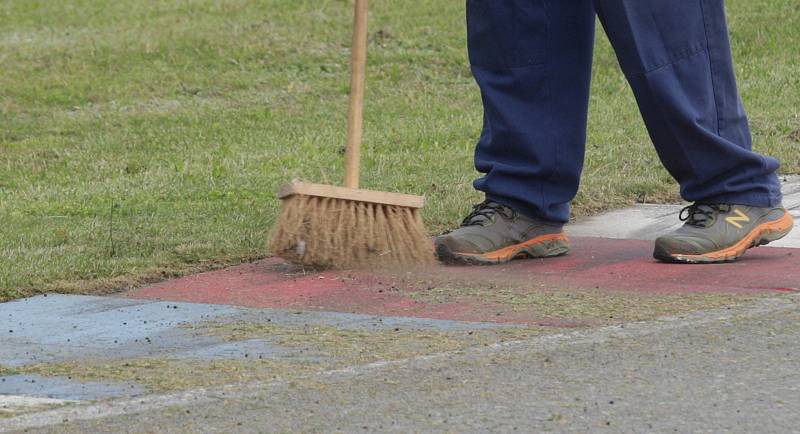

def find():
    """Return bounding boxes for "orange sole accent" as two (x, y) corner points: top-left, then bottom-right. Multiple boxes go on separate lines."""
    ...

(458, 233), (569, 262)
(672, 211), (794, 262)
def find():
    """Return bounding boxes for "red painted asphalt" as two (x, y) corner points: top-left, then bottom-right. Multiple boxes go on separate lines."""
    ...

(126, 237), (800, 326)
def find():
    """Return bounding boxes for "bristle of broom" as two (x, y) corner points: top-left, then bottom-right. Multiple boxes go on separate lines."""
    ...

(269, 194), (436, 269)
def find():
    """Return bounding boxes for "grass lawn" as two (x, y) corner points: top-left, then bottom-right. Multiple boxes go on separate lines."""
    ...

(1, 0), (798, 301)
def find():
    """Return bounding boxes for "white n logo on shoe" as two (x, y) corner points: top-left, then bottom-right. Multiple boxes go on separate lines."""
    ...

(725, 208), (750, 229)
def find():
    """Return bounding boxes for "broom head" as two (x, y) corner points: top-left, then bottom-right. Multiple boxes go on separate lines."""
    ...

(269, 180), (435, 269)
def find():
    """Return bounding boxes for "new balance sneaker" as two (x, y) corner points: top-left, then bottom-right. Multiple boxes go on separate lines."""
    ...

(653, 203), (794, 263)
(434, 200), (569, 265)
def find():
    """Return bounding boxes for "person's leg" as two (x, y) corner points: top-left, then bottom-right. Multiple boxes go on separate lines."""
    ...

(594, 0), (791, 263)
(593, 0), (783, 206)
(469, 0), (596, 224)
(434, 0), (595, 265)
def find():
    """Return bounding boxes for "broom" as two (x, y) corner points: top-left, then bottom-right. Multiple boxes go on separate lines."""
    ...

(269, 0), (435, 269)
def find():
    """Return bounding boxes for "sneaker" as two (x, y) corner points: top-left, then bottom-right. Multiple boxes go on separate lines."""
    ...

(434, 200), (569, 265)
(653, 203), (794, 263)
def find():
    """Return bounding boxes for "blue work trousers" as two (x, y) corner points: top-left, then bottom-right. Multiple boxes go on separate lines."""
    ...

(469, 0), (782, 223)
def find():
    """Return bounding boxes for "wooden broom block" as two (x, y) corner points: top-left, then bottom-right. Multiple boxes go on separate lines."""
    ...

(278, 180), (425, 209)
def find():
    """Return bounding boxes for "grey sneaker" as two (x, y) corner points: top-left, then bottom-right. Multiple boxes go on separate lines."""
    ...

(653, 203), (794, 263)
(434, 200), (569, 265)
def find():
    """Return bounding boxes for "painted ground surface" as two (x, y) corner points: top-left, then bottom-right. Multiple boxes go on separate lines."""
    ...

(128, 237), (800, 325)
(2, 185), (799, 425)
(3, 238), (799, 421)
(123, 178), (800, 328)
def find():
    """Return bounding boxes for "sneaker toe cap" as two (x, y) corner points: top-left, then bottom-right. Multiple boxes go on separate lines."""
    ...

(433, 234), (484, 254)
(655, 235), (716, 255)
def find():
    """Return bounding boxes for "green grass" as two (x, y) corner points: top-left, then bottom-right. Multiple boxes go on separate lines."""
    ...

(1, 0), (798, 301)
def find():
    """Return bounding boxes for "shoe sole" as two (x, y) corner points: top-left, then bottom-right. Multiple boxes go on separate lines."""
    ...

(653, 211), (794, 264)
(436, 233), (570, 265)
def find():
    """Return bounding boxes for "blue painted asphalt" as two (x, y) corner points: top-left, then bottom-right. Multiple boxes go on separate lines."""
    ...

(0, 375), (144, 401)
(0, 294), (509, 402)
(0, 294), (242, 366)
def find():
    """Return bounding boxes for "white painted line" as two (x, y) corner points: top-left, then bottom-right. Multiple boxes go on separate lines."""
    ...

(0, 395), (76, 412)
(2, 294), (798, 433)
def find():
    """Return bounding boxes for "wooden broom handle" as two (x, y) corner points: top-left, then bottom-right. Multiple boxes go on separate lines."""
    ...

(344, 0), (368, 189)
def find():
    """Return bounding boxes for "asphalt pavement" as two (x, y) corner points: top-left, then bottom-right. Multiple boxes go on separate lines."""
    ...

(3, 179), (799, 432)
(3, 294), (799, 433)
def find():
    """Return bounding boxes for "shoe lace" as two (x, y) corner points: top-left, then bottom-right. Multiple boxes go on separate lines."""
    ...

(460, 200), (516, 227)
(679, 203), (732, 228)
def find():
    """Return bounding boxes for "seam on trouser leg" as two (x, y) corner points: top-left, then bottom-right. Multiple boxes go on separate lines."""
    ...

(627, 50), (706, 179)
(699, 0), (721, 135)
(542, 0), (554, 219)
(624, 44), (707, 77)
